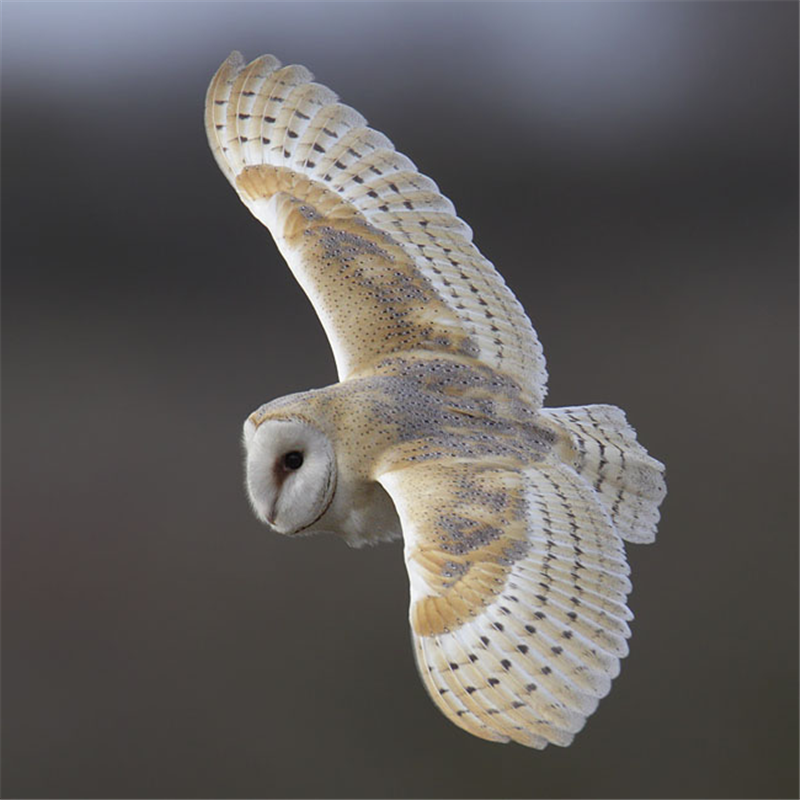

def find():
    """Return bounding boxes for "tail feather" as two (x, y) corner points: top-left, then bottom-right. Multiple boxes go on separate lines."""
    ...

(543, 405), (666, 544)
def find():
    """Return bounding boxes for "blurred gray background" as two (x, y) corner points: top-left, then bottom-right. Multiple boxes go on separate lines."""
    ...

(2, 2), (797, 798)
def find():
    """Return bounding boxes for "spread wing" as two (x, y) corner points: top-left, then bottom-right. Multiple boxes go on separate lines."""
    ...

(377, 418), (665, 749)
(205, 52), (547, 405)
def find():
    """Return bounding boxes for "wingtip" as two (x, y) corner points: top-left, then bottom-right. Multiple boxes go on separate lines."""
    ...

(226, 50), (246, 72)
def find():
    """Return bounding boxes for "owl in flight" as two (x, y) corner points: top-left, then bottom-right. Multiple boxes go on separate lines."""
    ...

(205, 52), (666, 749)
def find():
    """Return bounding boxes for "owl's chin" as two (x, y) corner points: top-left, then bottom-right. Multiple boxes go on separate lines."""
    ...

(272, 490), (336, 537)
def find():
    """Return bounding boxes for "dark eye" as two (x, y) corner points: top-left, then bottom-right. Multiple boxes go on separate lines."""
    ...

(283, 451), (304, 470)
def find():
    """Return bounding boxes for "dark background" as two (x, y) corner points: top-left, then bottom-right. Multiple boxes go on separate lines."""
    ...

(2, 2), (797, 798)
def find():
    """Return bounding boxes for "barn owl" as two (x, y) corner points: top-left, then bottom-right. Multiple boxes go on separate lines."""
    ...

(205, 51), (666, 749)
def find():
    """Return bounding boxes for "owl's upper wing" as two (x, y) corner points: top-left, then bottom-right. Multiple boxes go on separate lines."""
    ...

(206, 52), (547, 405)
(377, 442), (662, 749)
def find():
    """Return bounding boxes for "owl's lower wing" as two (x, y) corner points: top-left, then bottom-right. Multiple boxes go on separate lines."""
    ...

(378, 456), (643, 749)
(206, 52), (547, 405)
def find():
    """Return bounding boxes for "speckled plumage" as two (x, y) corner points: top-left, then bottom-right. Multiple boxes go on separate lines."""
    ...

(206, 52), (667, 749)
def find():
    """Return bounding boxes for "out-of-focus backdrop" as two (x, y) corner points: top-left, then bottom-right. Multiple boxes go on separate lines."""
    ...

(2, 2), (797, 798)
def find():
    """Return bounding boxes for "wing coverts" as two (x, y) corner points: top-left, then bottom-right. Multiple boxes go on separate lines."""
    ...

(206, 52), (548, 404)
(379, 402), (665, 748)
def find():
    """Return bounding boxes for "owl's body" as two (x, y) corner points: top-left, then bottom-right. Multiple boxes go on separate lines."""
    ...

(207, 52), (666, 749)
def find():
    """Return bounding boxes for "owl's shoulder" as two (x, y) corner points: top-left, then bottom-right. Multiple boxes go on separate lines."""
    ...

(326, 355), (552, 476)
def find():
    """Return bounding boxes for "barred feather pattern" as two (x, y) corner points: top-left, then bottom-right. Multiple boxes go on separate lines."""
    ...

(205, 51), (548, 405)
(542, 405), (667, 544)
(381, 456), (643, 749)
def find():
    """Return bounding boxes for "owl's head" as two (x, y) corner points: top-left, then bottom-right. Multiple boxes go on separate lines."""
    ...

(243, 414), (337, 534)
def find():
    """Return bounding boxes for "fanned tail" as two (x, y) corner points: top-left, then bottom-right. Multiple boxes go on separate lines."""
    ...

(543, 405), (666, 544)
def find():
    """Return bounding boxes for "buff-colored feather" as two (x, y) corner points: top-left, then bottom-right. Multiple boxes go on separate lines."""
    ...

(206, 51), (547, 405)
